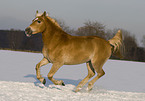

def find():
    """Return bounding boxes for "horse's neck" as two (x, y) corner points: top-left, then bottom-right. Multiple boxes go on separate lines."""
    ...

(42, 20), (70, 47)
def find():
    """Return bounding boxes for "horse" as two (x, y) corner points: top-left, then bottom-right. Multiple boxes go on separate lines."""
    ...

(25, 11), (124, 92)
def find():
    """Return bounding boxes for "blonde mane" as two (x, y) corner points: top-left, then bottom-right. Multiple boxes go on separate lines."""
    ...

(36, 11), (62, 29)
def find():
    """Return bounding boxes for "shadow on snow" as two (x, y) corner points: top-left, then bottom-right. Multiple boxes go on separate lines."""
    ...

(24, 74), (82, 87)
(24, 74), (107, 93)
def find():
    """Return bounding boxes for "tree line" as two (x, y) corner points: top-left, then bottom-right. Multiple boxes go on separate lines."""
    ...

(0, 20), (145, 62)
(0, 29), (43, 52)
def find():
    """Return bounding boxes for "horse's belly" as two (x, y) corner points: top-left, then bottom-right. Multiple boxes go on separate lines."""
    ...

(63, 53), (92, 65)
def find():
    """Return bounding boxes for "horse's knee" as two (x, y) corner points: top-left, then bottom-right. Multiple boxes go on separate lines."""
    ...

(35, 63), (40, 70)
(98, 70), (105, 77)
(47, 74), (53, 80)
(36, 76), (40, 79)
(102, 70), (105, 76)
(88, 73), (95, 78)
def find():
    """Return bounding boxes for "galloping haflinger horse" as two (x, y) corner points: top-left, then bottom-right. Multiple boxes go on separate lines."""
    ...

(25, 11), (124, 92)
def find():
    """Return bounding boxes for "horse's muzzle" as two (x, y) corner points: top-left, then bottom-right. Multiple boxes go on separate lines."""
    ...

(25, 27), (32, 37)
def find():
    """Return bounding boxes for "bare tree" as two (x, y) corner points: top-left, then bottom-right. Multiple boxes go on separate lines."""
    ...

(105, 29), (115, 40)
(141, 35), (145, 47)
(75, 20), (106, 39)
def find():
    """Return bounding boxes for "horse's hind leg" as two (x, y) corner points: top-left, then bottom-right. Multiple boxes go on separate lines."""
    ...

(87, 69), (105, 91)
(87, 61), (105, 91)
(75, 61), (95, 92)
(36, 57), (49, 85)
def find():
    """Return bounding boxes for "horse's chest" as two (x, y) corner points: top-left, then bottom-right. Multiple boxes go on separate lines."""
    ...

(42, 48), (56, 63)
(42, 48), (47, 56)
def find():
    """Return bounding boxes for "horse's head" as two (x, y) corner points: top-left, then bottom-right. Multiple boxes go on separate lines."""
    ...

(25, 11), (47, 37)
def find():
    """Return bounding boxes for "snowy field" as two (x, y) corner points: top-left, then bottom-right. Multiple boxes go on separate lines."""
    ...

(0, 50), (145, 101)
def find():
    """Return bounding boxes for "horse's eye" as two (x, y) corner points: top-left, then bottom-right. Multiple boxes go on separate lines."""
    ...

(37, 20), (41, 23)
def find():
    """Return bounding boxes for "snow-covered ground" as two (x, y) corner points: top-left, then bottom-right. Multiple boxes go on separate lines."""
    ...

(0, 50), (145, 101)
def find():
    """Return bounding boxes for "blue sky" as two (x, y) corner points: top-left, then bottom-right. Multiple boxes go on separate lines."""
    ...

(0, 0), (145, 44)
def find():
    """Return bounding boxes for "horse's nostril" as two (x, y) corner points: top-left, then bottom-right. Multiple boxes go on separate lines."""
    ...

(25, 27), (31, 32)
(25, 27), (32, 37)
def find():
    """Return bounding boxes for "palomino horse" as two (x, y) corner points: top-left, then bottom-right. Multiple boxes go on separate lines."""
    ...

(25, 11), (124, 92)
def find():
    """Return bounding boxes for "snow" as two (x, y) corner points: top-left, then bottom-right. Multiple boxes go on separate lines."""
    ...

(1, 81), (145, 101)
(0, 50), (145, 101)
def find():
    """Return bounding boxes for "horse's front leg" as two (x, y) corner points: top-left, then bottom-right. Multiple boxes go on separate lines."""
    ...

(47, 63), (65, 86)
(36, 57), (49, 85)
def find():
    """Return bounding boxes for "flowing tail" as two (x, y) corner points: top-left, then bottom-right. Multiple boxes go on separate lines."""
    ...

(109, 30), (124, 59)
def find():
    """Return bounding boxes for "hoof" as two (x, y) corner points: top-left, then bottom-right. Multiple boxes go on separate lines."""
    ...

(62, 82), (65, 86)
(87, 87), (93, 91)
(87, 84), (93, 91)
(42, 79), (46, 85)
(74, 87), (81, 92)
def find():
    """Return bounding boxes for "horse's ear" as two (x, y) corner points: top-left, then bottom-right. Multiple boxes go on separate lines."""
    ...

(35, 10), (39, 17)
(42, 11), (46, 17)
(36, 10), (38, 14)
